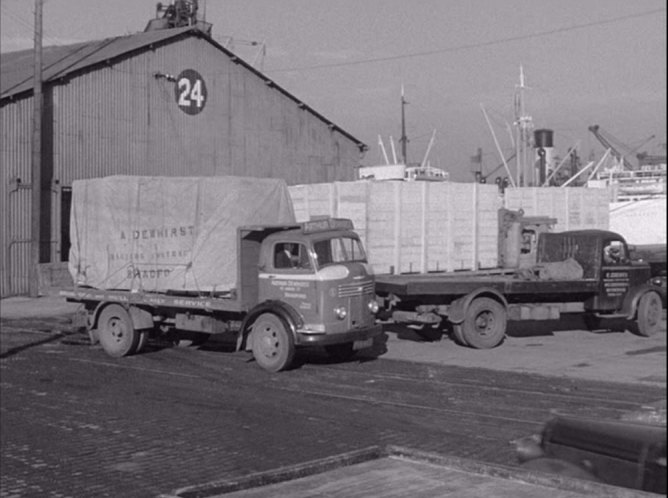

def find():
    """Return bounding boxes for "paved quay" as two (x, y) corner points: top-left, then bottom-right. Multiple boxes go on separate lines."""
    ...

(0, 295), (83, 320)
(1, 295), (665, 498)
(1, 295), (666, 387)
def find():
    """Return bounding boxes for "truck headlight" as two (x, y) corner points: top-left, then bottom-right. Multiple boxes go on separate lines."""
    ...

(368, 300), (379, 314)
(334, 306), (347, 320)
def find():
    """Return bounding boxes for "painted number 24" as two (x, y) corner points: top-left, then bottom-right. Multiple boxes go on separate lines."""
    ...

(177, 77), (205, 108)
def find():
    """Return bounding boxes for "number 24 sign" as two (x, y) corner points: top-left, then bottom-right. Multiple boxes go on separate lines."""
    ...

(175, 69), (208, 115)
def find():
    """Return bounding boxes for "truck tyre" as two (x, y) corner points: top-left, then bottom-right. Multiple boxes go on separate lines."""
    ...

(251, 313), (295, 372)
(325, 342), (356, 361)
(135, 330), (149, 354)
(97, 304), (140, 357)
(451, 325), (469, 346)
(634, 291), (662, 337)
(459, 297), (506, 349)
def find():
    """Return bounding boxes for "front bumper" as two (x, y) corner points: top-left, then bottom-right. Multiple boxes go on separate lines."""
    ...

(295, 323), (383, 347)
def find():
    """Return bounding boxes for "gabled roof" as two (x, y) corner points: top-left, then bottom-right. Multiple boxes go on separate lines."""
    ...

(1, 27), (193, 99)
(0, 27), (366, 151)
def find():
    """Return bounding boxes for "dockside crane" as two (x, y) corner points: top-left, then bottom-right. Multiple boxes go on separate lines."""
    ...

(588, 125), (636, 170)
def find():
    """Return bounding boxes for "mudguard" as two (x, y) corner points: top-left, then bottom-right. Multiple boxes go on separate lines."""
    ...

(88, 303), (153, 345)
(91, 303), (153, 330)
(620, 283), (666, 319)
(237, 300), (303, 352)
(447, 288), (508, 324)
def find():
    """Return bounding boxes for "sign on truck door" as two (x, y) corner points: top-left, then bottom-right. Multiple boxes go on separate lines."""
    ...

(599, 238), (633, 310)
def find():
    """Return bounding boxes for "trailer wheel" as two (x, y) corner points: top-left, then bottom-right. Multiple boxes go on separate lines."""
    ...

(459, 297), (506, 349)
(325, 342), (356, 361)
(97, 304), (139, 357)
(634, 291), (662, 337)
(251, 313), (295, 372)
(451, 325), (469, 346)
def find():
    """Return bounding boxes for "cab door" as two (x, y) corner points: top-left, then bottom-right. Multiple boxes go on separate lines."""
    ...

(598, 238), (634, 311)
(258, 241), (320, 322)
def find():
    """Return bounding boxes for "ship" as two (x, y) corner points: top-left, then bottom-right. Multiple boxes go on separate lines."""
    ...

(357, 87), (449, 182)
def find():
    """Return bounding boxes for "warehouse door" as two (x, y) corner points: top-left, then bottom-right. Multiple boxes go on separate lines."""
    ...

(60, 187), (71, 262)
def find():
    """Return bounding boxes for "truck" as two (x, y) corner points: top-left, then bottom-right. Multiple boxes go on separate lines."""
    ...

(60, 176), (381, 372)
(375, 229), (666, 349)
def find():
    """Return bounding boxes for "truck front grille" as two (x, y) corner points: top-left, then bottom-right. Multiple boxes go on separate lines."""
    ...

(338, 280), (374, 298)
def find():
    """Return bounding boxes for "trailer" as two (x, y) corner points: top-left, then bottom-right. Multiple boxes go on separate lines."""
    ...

(60, 176), (381, 371)
(375, 229), (665, 348)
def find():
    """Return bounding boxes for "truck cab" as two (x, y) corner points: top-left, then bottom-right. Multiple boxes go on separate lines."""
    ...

(537, 229), (663, 335)
(238, 218), (381, 371)
(537, 230), (653, 308)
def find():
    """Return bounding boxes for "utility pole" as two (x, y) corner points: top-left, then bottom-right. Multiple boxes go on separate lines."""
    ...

(30, 0), (43, 297)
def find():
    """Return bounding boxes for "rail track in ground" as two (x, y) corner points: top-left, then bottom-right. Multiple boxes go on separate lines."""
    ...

(1, 320), (664, 497)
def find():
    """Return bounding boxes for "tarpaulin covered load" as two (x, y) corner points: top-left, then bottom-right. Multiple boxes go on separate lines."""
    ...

(69, 175), (296, 293)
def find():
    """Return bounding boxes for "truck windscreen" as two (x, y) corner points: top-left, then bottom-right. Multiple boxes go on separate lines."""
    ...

(313, 236), (367, 268)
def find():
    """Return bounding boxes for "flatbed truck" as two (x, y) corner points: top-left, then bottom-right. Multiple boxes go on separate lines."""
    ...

(62, 218), (381, 372)
(375, 229), (665, 348)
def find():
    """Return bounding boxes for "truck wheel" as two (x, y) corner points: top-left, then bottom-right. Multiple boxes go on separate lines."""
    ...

(634, 291), (662, 337)
(460, 297), (506, 349)
(135, 330), (149, 354)
(97, 304), (139, 357)
(325, 342), (356, 361)
(251, 313), (295, 372)
(451, 325), (469, 346)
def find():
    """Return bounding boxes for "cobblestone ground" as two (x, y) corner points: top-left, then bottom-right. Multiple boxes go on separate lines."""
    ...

(0, 321), (665, 497)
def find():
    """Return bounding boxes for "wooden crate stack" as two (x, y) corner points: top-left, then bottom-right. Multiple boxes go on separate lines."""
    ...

(504, 187), (610, 232)
(289, 181), (502, 274)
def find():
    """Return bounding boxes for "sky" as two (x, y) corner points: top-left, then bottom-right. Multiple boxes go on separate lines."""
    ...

(1, 0), (666, 182)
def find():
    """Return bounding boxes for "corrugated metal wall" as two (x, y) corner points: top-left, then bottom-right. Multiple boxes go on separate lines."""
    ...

(52, 37), (359, 184)
(1, 98), (33, 297)
(1, 35), (363, 296)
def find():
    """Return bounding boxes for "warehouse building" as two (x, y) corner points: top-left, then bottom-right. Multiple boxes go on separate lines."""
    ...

(0, 25), (367, 297)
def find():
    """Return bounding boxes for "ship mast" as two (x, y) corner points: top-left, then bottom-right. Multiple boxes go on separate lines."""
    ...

(399, 84), (408, 164)
(513, 66), (534, 186)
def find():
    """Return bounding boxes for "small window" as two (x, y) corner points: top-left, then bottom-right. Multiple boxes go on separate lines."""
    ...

(274, 242), (310, 269)
(603, 240), (627, 265)
(520, 229), (535, 255)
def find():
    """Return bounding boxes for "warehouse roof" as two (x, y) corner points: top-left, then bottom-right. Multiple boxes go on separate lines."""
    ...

(0, 26), (366, 151)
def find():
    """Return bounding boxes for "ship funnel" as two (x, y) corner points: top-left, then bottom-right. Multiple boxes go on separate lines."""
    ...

(534, 129), (554, 185)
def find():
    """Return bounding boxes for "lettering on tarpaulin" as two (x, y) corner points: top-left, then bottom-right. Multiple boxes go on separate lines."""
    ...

(110, 249), (191, 262)
(126, 268), (172, 280)
(119, 226), (195, 240)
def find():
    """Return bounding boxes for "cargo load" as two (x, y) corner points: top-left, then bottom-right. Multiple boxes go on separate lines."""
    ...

(69, 175), (296, 292)
(504, 187), (610, 232)
(289, 181), (502, 273)
(289, 182), (611, 275)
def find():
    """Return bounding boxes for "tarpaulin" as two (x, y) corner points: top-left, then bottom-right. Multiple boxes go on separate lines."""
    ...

(69, 176), (296, 292)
